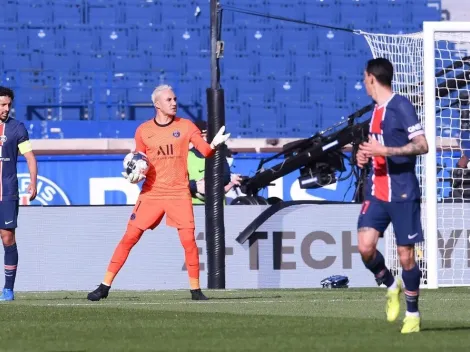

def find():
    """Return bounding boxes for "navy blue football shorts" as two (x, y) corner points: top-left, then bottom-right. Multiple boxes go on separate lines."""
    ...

(0, 201), (19, 230)
(357, 198), (424, 246)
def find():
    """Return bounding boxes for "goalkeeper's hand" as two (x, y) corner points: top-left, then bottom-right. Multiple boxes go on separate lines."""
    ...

(210, 126), (230, 149)
(121, 171), (146, 184)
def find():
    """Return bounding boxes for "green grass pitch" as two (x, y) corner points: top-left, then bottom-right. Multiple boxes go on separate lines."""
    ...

(1, 288), (470, 351)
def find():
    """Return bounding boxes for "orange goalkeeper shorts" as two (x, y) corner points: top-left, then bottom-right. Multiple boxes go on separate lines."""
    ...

(128, 197), (195, 230)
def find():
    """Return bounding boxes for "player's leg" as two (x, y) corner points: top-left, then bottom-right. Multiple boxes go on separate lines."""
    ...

(87, 199), (164, 301)
(390, 200), (423, 333)
(357, 199), (401, 322)
(0, 200), (19, 301)
(166, 199), (208, 300)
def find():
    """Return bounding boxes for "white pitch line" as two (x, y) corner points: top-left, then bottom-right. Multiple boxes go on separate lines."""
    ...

(13, 297), (470, 307)
(27, 298), (382, 307)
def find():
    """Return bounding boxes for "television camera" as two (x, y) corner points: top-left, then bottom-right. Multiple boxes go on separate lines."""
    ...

(231, 103), (375, 205)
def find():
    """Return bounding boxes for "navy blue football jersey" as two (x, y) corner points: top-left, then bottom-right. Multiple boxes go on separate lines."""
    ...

(365, 94), (424, 202)
(0, 118), (30, 201)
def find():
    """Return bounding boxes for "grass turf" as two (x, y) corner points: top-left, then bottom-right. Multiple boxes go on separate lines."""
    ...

(0, 288), (470, 351)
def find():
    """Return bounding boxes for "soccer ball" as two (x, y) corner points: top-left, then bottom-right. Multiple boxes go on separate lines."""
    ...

(123, 152), (149, 177)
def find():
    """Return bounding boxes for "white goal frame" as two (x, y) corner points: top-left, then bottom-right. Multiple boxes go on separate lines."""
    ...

(423, 21), (470, 289)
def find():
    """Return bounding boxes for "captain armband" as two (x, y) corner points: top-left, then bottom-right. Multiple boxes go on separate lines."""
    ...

(18, 140), (33, 155)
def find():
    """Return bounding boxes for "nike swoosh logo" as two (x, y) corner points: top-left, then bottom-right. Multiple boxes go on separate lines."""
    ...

(199, 170), (204, 173)
(408, 233), (418, 239)
(4, 221), (13, 224)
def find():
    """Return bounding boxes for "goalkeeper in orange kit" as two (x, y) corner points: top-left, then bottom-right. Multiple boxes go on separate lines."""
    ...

(87, 85), (230, 301)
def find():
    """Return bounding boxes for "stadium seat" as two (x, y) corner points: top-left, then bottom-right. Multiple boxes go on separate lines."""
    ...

(0, 0), (444, 139)
(2, 51), (33, 71)
(42, 50), (79, 72)
(136, 27), (169, 53)
(0, 1), (18, 25)
(0, 26), (23, 51)
(283, 103), (321, 134)
(113, 52), (151, 72)
(121, 2), (162, 26)
(27, 27), (59, 51)
(161, 3), (197, 26)
(174, 26), (205, 53)
(61, 25), (100, 51)
(51, 1), (83, 25)
(98, 26), (136, 52)
(17, 2), (53, 26)
(86, 2), (120, 25)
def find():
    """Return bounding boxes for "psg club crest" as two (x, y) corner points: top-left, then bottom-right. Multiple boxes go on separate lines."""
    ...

(173, 131), (180, 138)
(17, 174), (71, 206)
(0, 135), (6, 143)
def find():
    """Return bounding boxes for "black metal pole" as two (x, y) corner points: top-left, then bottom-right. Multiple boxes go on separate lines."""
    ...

(205, 0), (226, 289)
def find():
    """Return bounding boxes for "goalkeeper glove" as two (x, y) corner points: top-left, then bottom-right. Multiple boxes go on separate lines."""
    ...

(210, 126), (230, 149)
(121, 171), (146, 184)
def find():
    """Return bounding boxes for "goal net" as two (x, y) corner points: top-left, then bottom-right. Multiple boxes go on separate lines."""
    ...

(359, 22), (470, 288)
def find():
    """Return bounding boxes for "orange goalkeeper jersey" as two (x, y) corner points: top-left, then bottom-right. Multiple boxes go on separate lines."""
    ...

(134, 117), (214, 200)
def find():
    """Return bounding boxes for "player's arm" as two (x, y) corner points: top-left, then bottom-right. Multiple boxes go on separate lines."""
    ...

(189, 122), (214, 157)
(385, 100), (429, 156)
(189, 123), (231, 157)
(23, 151), (37, 200)
(384, 134), (428, 156)
(134, 126), (146, 154)
(18, 125), (38, 200)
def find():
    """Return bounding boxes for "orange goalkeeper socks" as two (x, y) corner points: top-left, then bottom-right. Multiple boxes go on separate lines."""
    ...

(103, 224), (144, 286)
(178, 228), (200, 289)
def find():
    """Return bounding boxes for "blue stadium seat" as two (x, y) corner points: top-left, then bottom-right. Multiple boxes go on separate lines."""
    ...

(0, 26), (23, 51)
(62, 25), (99, 51)
(42, 50), (79, 72)
(2, 51), (33, 71)
(340, 1), (378, 29)
(181, 52), (209, 76)
(98, 26), (136, 51)
(265, 1), (306, 22)
(0, 1), (17, 24)
(279, 28), (312, 55)
(113, 52), (151, 72)
(161, 3), (197, 26)
(245, 25), (281, 53)
(272, 77), (303, 104)
(86, 2), (119, 25)
(176, 27), (207, 54)
(51, 1), (83, 25)
(304, 1), (341, 25)
(78, 52), (112, 71)
(17, 2), (52, 26)
(27, 27), (59, 51)
(283, 103), (321, 134)
(258, 53), (290, 77)
(246, 103), (285, 137)
(0, 0), (445, 139)
(16, 87), (52, 105)
(122, 2), (161, 26)
(136, 27), (168, 53)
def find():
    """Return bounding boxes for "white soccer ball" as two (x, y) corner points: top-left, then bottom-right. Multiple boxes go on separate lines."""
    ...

(123, 152), (149, 177)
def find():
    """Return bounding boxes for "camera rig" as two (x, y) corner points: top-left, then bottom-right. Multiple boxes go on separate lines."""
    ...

(234, 103), (375, 244)
(238, 103), (374, 199)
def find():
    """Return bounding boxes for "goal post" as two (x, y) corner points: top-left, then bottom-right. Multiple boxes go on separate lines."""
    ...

(359, 22), (470, 288)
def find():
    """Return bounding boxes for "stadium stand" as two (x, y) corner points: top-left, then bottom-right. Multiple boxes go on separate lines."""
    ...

(0, 0), (441, 139)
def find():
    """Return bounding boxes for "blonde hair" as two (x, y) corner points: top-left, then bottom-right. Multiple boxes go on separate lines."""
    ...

(151, 84), (173, 104)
